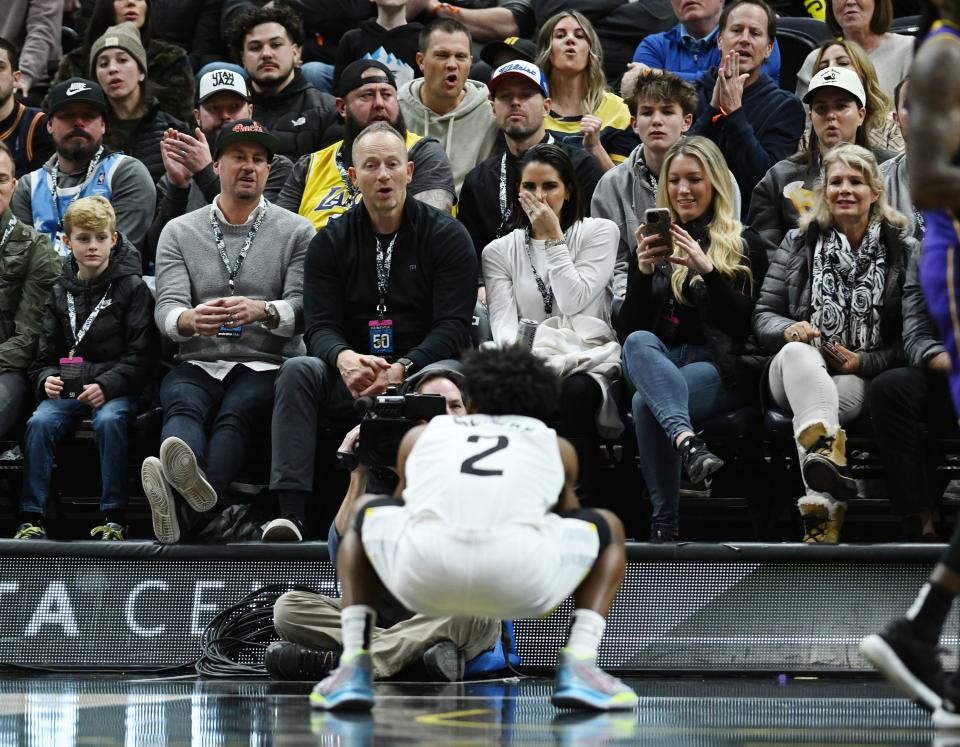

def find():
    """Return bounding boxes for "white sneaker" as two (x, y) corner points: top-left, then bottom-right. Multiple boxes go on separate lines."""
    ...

(159, 437), (217, 512)
(261, 517), (303, 542)
(142, 457), (179, 544)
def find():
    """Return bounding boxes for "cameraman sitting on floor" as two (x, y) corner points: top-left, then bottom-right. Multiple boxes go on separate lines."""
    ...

(267, 369), (502, 683)
(264, 122), (477, 542)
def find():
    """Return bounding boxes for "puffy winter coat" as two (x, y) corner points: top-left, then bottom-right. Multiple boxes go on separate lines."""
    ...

(104, 98), (190, 185)
(752, 220), (912, 378)
(30, 234), (158, 402)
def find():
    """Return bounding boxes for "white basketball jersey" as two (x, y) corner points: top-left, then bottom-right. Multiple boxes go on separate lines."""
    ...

(401, 414), (565, 529)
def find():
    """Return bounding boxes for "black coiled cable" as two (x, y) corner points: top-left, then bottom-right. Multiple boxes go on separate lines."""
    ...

(195, 583), (320, 677)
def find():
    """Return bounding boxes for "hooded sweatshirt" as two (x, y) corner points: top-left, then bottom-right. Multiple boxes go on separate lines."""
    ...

(399, 78), (499, 194)
(30, 235), (157, 402)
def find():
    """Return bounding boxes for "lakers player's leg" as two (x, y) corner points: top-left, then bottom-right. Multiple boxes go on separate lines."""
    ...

(552, 508), (637, 711)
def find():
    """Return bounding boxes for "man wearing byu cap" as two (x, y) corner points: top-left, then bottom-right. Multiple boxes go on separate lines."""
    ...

(11, 77), (155, 258)
(143, 66), (294, 269)
(458, 59), (602, 295)
(276, 59), (454, 230)
(146, 118), (314, 545)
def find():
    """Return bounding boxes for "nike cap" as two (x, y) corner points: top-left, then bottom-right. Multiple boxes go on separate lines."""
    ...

(48, 78), (108, 116)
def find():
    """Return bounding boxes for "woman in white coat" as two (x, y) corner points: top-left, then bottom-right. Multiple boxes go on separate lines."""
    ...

(483, 143), (620, 501)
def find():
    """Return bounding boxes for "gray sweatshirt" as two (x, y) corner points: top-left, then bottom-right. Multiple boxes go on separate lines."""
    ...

(0, 0), (61, 91)
(398, 78), (499, 195)
(154, 199), (314, 364)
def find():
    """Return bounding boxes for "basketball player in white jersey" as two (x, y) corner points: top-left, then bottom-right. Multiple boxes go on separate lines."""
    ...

(310, 344), (638, 712)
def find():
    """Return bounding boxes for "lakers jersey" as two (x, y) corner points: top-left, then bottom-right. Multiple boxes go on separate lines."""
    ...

(402, 414), (565, 529)
(298, 131), (423, 230)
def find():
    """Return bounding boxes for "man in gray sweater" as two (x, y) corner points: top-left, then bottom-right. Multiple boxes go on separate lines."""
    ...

(142, 119), (315, 545)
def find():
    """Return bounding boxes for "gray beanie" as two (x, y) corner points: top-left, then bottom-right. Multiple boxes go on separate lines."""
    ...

(89, 22), (148, 77)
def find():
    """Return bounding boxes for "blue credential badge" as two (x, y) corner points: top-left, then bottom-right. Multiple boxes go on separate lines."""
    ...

(217, 324), (243, 338)
(369, 319), (394, 354)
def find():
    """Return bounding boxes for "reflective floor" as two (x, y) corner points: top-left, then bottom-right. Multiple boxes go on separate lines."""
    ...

(0, 673), (945, 745)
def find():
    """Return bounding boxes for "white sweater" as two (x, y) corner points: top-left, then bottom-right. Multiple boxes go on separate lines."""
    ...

(795, 33), (914, 102)
(483, 217), (623, 437)
(482, 217), (619, 346)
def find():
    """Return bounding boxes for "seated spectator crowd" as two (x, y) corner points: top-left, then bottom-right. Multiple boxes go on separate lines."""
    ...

(0, 0), (943, 554)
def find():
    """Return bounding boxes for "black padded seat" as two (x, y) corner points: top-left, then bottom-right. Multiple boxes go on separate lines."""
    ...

(698, 406), (762, 440)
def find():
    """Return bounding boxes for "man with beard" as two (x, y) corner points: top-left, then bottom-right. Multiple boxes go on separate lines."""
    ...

(142, 67), (294, 271)
(227, 4), (338, 160)
(0, 39), (53, 178)
(275, 60), (455, 230)
(11, 78), (155, 257)
(458, 60), (602, 293)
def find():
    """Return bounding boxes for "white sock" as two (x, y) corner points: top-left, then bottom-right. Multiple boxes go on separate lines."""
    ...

(564, 608), (606, 662)
(341, 605), (376, 659)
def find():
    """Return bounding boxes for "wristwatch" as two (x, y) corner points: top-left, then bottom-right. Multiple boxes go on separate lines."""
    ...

(397, 357), (416, 379)
(260, 301), (279, 328)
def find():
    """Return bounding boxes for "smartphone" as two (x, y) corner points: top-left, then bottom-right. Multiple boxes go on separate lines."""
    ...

(642, 208), (674, 257)
(821, 341), (849, 367)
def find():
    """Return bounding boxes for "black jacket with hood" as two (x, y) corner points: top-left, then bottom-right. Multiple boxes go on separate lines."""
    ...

(250, 70), (339, 160)
(30, 235), (158, 403)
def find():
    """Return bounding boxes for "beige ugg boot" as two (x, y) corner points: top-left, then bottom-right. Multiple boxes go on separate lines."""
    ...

(797, 495), (847, 544)
(796, 421), (858, 500)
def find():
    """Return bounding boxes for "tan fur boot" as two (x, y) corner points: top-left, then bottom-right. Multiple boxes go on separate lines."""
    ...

(797, 495), (847, 544)
(796, 422), (858, 500)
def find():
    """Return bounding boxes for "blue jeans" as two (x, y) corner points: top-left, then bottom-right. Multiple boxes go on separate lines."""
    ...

(622, 330), (746, 530)
(300, 61), (334, 94)
(160, 363), (277, 498)
(21, 395), (138, 515)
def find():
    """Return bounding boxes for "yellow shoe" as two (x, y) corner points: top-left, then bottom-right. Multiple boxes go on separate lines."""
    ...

(797, 422), (858, 500)
(798, 495), (846, 544)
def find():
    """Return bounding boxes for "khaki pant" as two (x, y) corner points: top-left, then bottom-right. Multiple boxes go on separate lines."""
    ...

(273, 591), (501, 678)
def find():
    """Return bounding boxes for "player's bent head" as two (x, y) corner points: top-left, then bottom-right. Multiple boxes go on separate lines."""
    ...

(461, 345), (560, 423)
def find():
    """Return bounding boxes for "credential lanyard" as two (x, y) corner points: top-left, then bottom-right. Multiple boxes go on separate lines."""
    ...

(0, 215), (16, 249)
(375, 232), (398, 321)
(67, 284), (112, 357)
(209, 202), (268, 293)
(50, 145), (104, 235)
(335, 147), (359, 202)
(497, 134), (554, 237)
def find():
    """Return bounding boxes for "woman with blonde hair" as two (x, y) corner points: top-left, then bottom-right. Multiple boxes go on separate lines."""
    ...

(535, 11), (637, 173)
(617, 136), (772, 542)
(753, 143), (914, 544)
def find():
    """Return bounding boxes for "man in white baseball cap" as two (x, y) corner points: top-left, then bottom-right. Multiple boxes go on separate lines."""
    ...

(144, 66), (293, 270)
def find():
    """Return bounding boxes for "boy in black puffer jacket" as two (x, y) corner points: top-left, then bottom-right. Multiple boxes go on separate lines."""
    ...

(16, 196), (157, 541)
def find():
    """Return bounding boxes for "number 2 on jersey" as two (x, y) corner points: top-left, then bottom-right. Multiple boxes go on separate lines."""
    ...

(460, 435), (509, 477)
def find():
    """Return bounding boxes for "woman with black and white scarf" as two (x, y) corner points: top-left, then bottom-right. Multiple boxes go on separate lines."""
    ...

(753, 143), (913, 545)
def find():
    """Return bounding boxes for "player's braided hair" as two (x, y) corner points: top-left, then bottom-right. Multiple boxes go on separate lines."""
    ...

(461, 345), (560, 423)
